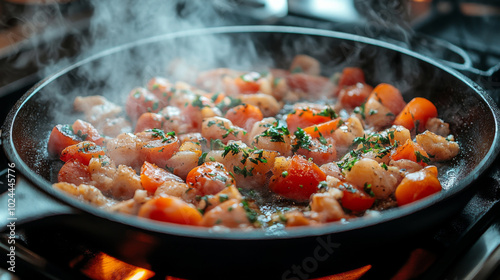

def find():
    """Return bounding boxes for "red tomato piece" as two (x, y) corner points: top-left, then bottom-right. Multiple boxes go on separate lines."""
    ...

(391, 139), (430, 167)
(336, 67), (365, 95)
(71, 119), (104, 146)
(287, 107), (335, 133)
(57, 159), (92, 185)
(60, 141), (105, 165)
(368, 83), (406, 115)
(269, 155), (326, 201)
(338, 82), (373, 109)
(338, 183), (375, 212)
(139, 130), (181, 167)
(186, 162), (235, 196)
(48, 124), (81, 156)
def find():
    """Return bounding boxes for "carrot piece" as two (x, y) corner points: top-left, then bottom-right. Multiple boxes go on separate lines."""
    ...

(47, 124), (81, 155)
(269, 155), (326, 201)
(368, 83), (406, 115)
(234, 72), (261, 94)
(338, 183), (375, 212)
(224, 104), (264, 131)
(60, 141), (105, 165)
(394, 97), (438, 133)
(57, 159), (92, 185)
(338, 82), (373, 109)
(311, 264), (372, 280)
(72, 119), (104, 146)
(336, 67), (366, 95)
(395, 166), (442, 206)
(391, 139), (430, 167)
(303, 118), (343, 138)
(186, 162), (235, 196)
(287, 107), (335, 133)
(138, 196), (202, 226)
(140, 161), (183, 193)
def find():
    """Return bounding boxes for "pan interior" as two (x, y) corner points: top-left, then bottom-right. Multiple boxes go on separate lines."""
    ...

(6, 27), (499, 237)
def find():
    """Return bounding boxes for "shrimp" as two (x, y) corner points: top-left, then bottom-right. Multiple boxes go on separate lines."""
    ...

(106, 133), (143, 169)
(289, 55), (321, 76)
(165, 141), (203, 180)
(345, 158), (398, 199)
(361, 97), (395, 130)
(53, 182), (110, 206)
(238, 93), (281, 117)
(202, 117), (247, 144)
(88, 156), (143, 199)
(416, 130), (460, 161)
(108, 189), (149, 215)
(309, 192), (345, 222)
(333, 116), (364, 156)
(201, 199), (253, 229)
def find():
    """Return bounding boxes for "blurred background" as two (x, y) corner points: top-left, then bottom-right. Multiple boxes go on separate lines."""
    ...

(1, 0), (499, 124)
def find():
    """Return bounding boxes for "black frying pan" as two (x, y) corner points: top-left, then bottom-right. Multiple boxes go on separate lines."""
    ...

(2, 26), (500, 279)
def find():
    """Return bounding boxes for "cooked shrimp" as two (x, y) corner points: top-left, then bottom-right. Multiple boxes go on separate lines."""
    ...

(88, 156), (143, 199)
(289, 55), (321, 76)
(425, 117), (451, 137)
(202, 117), (247, 144)
(53, 182), (110, 206)
(333, 116), (364, 156)
(238, 93), (281, 117)
(105, 133), (143, 169)
(201, 199), (253, 228)
(345, 158), (398, 199)
(416, 130), (460, 161)
(309, 192), (345, 222)
(362, 97), (395, 130)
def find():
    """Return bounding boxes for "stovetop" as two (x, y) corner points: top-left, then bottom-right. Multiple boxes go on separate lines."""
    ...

(1, 1), (500, 280)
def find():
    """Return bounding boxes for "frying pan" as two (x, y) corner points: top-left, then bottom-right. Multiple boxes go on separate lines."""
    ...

(2, 26), (500, 279)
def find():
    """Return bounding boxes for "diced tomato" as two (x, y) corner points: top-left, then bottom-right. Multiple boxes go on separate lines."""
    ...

(391, 139), (430, 167)
(140, 161), (183, 193)
(338, 82), (373, 109)
(125, 87), (161, 121)
(72, 119), (104, 146)
(138, 130), (180, 167)
(269, 155), (326, 201)
(286, 73), (335, 96)
(287, 107), (335, 133)
(138, 196), (202, 226)
(368, 83), (406, 115)
(224, 104), (263, 131)
(57, 159), (92, 185)
(186, 162), (235, 196)
(336, 67), (365, 96)
(135, 113), (164, 133)
(48, 124), (81, 156)
(394, 97), (438, 133)
(395, 166), (442, 206)
(338, 183), (375, 212)
(60, 141), (105, 165)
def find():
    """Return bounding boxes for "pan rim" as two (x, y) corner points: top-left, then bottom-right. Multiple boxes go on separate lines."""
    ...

(3, 25), (500, 240)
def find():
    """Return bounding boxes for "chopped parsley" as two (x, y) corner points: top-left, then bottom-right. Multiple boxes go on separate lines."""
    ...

(315, 107), (338, 119)
(292, 127), (312, 151)
(149, 128), (176, 143)
(415, 151), (431, 164)
(257, 122), (290, 143)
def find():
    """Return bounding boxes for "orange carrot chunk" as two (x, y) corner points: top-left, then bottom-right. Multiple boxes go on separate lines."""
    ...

(368, 83), (406, 115)
(391, 139), (430, 167)
(224, 103), (263, 131)
(395, 166), (442, 206)
(394, 97), (438, 133)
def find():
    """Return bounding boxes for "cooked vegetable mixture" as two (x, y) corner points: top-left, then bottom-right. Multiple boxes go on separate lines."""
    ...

(49, 55), (460, 230)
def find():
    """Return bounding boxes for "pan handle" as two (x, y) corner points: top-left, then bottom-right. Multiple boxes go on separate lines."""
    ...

(0, 173), (79, 232)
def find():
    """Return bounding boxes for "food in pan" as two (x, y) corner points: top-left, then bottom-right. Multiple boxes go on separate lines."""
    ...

(48, 54), (460, 230)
